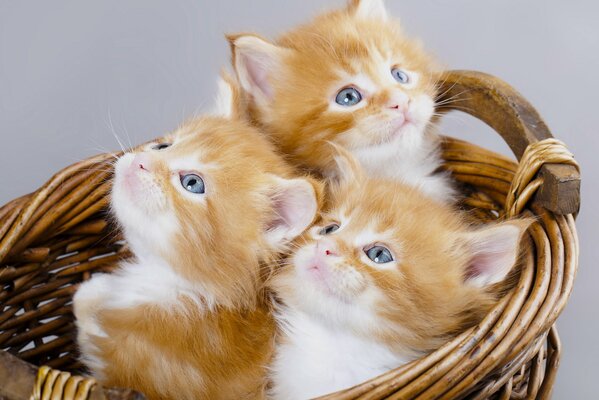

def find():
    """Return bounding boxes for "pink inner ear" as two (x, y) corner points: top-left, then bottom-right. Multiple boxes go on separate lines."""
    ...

(466, 248), (508, 280)
(271, 187), (314, 233)
(267, 196), (289, 231)
(241, 53), (274, 99)
(267, 179), (317, 245)
(465, 224), (522, 287)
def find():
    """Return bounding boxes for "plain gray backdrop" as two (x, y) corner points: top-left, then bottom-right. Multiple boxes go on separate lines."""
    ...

(1, 0), (597, 397)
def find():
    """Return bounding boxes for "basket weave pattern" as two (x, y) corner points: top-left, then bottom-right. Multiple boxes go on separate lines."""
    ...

(0, 71), (580, 400)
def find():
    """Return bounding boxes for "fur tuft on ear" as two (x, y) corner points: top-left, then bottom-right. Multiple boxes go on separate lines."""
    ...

(462, 220), (532, 288)
(326, 142), (365, 188)
(212, 70), (242, 118)
(227, 34), (285, 105)
(348, 0), (388, 21)
(264, 176), (319, 247)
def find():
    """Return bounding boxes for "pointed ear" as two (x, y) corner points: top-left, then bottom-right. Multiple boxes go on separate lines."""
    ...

(212, 70), (242, 119)
(264, 176), (319, 247)
(227, 34), (285, 106)
(348, 0), (388, 21)
(462, 220), (532, 288)
(326, 142), (364, 188)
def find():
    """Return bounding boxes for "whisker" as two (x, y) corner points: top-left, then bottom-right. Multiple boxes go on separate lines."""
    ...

(434, 90), (473, 106)
(433, 74), (463, 102)
(106, 112), (127, 153)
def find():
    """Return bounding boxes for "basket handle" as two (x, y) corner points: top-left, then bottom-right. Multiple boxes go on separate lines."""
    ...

(436, 70), (580, 215)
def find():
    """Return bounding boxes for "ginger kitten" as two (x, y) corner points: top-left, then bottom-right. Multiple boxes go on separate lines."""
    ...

(268, 149), (529, 399)
(229, 0), (454, 202)
(73, 77), (320, 400)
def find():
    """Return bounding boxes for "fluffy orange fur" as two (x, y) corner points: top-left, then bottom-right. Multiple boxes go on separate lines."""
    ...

(74, 81), (322, 399)
(272, 150), (530, 357)
(228, 0), (439, 175)
(95, 301), (274, 399)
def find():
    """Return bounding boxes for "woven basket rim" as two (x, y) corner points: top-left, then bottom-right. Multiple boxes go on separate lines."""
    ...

(0, 70), (580, 400)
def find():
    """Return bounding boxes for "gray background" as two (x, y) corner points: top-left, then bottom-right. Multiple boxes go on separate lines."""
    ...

(0, 0), (597, 397)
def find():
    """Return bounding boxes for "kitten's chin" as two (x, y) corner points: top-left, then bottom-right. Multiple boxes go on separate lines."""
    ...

(382, 121), (418, 145)
(110, 187), (178, 259)
(111, 155), (177, 256)
(340, 116), (429, 153)
(284, 277), (381, 334)
(376, 118), (430, 147)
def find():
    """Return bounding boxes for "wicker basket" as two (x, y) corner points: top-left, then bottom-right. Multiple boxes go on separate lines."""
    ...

(0, 70), (580, 400)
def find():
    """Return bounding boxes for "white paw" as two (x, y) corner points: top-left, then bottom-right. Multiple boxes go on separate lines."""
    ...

(73, 274), (112, 337)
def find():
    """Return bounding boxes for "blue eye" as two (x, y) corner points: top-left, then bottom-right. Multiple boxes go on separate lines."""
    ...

(391, 68), (410, 84)
(335, 87), (362, 107)
(365, 246), (394, 263)
(180, 174), (205, 194)
(319, 223), (340, 235)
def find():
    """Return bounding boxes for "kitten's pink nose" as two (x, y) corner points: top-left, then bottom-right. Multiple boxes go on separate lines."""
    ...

(132, 153), (153, 172)
(317, 239), (339, 257)
(387, 92), (410, 111)
(388, 99), (411, 111)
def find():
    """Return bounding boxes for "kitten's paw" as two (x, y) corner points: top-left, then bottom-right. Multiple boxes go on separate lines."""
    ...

(73, 274), (112, 329)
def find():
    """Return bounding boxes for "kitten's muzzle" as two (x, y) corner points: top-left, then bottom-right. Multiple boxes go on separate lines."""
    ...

(386, 97), (412, 126)
(316, 238), (339, 258)
(131, 153), (154, 173)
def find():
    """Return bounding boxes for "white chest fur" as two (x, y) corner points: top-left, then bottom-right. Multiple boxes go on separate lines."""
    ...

(270, 310), (410, 400)
(349, 132), (455, 203)
(73, 258), (216, 379)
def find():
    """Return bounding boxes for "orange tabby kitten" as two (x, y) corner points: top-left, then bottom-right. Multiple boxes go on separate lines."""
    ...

(229, 0), (454, 202)
(74, 76), (320, 400)
(269, 148), (529, 399)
